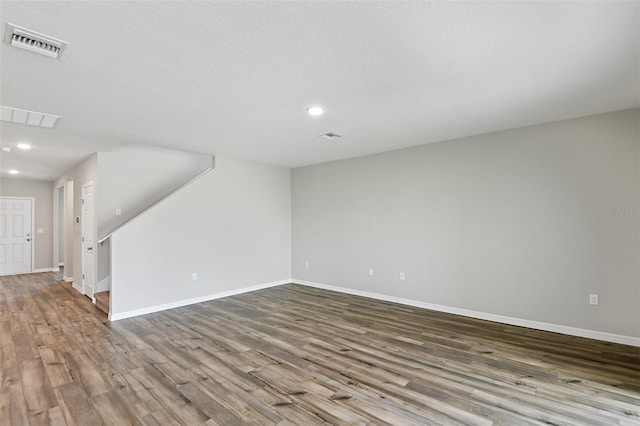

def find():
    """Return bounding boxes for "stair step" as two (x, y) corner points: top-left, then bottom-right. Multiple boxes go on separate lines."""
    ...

(94, 291), (110, 315)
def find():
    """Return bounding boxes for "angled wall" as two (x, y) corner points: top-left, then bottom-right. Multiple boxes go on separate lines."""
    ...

(110, 156), (291, 318)
(97, 144), (213, 239)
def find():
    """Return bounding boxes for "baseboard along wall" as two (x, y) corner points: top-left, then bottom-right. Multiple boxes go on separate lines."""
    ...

(109, 279), (291, 321)
(105, 277), (640, 347)
(293, 279), (640, 348)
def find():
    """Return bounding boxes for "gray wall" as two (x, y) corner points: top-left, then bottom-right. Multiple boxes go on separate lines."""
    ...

(0, 177), (53, 270)
(54, 154), (97, 285)
(111, 156), (291, 316)
(292, 109), (640, 338)
(97, 144), (213, 239)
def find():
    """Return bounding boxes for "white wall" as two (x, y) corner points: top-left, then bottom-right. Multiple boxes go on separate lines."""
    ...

(292, 109), (640, 339)
(97, 144), (213, 239)
(110, 156), (291, 318)
(54, 154), (97, 286)
(0, 177), (53, 270)
(97, 236), (110, 285)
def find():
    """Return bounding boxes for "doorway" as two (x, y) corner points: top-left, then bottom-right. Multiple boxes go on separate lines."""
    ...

(53, 185), (65, 272)
(0, 197), (34, 275)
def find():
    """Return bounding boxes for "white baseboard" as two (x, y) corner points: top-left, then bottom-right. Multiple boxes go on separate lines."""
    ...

(110, 279), (291, 321)
(72, 282), (83, 293)
(1, 269), (52, 276)
(4, 267), (58, 275)
(0, 270), (34, 276)
(63, 275), (73, 282)
(293, 279), (640, 348)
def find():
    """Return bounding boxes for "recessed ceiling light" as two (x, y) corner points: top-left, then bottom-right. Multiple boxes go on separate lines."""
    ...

(17, 143), (31, 150)
(8, 169), (19, 175)
(306, 105), (324, 117)
(1, 147), (11, 152)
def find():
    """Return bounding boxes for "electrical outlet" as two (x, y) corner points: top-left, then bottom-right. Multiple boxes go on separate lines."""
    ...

(115, 208), (122, 216)
(305, 260), (309, 268)
(368, 268), (374, 276)
(192, 272), (198, 281)
(399, 272), (405, 280)
(589, 294), (598, 305)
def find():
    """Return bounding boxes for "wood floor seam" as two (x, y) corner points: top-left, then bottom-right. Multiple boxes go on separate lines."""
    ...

(0, 272), (638, 425)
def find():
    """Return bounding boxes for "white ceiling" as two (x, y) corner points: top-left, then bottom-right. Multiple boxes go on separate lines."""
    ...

(1, 1), (638, 180)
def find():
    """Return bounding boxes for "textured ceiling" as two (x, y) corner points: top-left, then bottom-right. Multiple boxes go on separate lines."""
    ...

(1, 1), (638, 180)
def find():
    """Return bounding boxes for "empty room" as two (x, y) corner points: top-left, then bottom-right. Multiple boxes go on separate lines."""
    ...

(0, 1), (639, 425)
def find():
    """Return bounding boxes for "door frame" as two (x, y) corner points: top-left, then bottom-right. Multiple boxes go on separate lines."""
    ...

(52, 185), (64, 272)
(0, 196), (35, 275)
(81, 181), (96, 300)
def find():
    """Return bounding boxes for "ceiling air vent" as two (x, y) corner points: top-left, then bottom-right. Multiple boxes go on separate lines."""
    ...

(5, 23), (68, 59)
(320, 132), (344, 140)
(1, 105), (61, 128)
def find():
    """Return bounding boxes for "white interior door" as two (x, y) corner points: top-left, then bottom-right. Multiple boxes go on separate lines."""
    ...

(82, 183), (95, 298)
(0, 198), (33, 275)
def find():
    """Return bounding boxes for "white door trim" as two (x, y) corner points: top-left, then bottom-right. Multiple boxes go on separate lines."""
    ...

(64, 180), (74, 283)
(52, 185), (64, 273)
(81, 181), (95, 300)
(0, 196), (35, 275)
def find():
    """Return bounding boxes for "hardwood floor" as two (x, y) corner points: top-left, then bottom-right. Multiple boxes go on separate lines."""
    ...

(1, 271), (639, 425)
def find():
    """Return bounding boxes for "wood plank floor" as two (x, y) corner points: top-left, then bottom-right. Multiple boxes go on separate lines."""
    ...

(1, 271), (639, 425)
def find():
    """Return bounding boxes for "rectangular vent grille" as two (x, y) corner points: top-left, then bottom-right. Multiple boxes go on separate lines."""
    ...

(1, 105), (61, 129)
(5, 23), (68, 59)
(320, 132), (345, 140)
